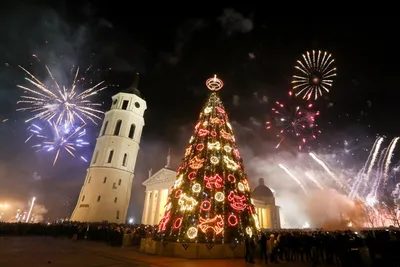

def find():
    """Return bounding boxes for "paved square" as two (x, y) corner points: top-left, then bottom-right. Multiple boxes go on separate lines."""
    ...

(0, 237), (309, 267)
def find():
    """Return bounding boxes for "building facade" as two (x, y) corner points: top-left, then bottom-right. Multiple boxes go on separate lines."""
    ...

(71, 77), (147, 223)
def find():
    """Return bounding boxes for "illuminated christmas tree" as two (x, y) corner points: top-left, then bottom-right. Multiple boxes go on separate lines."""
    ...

(158, 75), (260, 243)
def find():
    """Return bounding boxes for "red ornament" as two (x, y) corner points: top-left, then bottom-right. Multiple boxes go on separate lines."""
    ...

(227, 174), (236, 183)
(211, 131), (217, 137)
(196, 144), (204, 151)
(175, 189), (182, 198)
(188, 171), (197, 181)
(228, 214), (238, 226)
(198, 214), (224, 235)
(189, 156), (205, 169)
(158, 211), (171, 232)
(204, 174), (223, 189)
(220, 130), (231, 140)
(200, 200), (211, 211)
(216, 107), (225, 114)
(227, 191), (248, 211)
(198, 129), (209, 137)
(173, 217), (183, 229)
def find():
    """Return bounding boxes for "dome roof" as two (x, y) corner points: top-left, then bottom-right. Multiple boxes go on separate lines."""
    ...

(252, 178), (274, 200)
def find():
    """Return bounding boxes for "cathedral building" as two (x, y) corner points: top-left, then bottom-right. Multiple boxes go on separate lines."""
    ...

(71, 74), (147, 223)
(141, 161), (281, 229)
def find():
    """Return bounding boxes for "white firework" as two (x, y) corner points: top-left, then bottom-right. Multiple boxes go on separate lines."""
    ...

(291, 50), (337, 101)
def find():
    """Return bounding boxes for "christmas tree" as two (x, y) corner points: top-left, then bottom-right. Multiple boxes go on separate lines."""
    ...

(158, 75), (260, 244)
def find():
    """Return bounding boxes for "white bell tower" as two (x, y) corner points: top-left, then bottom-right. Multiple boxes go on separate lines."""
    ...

(71, 74), (147, 223)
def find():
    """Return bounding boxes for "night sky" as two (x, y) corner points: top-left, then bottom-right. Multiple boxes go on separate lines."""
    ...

(1, 1), (399, 221)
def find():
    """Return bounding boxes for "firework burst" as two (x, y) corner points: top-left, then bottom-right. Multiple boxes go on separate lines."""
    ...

(17, 61), (106, 126)
(291, 50), (337, 101)
(266, 101), (321, 150)
(26, 121), (89, 165)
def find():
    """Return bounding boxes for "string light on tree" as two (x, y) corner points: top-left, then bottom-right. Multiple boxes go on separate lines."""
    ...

(157, 75), (259, 244)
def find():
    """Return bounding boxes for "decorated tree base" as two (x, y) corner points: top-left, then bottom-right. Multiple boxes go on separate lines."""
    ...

(140, 238), (245, 259)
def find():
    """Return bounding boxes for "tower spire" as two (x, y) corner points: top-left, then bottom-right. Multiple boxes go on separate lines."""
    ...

(123, 72), (141, 96)
(165, 148), (171, 168)
(133, 72), (139, 89)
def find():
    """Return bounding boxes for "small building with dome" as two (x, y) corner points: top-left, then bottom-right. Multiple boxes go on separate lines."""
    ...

(251, 178), (281, 229)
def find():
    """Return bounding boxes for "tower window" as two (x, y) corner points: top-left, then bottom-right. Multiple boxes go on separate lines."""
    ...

(97, 195), (101, 202)
(82, 195), (85, 201)
(113, 120), (122, 136)
(114, 197), (118, 203)
(107, 150), (114, 163)
(118, 179), (121, 186)
(122, 153), (128, 167)
(103, 177), (107, 183)
(112, 182), (117, 189)
(92, 151), (98, 164)
(128, 124), (136, 139)
(122, 100), (129, 110)
(117, 210), (120, 219)
(101, 121), (108, 136)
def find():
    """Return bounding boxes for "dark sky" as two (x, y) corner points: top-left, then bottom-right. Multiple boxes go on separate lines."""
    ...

(0, 1), (399, 221)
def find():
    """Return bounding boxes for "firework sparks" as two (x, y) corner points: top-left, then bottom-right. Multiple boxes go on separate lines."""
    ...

(27, 121), (89, 165)
(266, 101), (321, 150)
(291, 50), (337, 100)
(17, 61), (106, 126)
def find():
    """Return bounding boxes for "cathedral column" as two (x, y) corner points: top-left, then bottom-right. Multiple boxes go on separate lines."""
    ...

(146, 192), (154, 224)
(141, 191), (150, 224)
(259, 208), (264, 229)
(154, 189), (162, 224)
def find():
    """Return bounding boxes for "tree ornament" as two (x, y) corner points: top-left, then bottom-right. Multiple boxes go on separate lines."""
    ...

(227, 191), (247, 211)
(196, 144), (205, 151)
(173, 217), (183, 229)
(192, 183), (201, 193)
(228, 214), (238, 226)
(206, 75), (224, 91)
(189, 156), (205, 169)
(215, 192), (225, 202)
(198, 129), (209, 137)
(178, 193), (198, 211)
(187, 227), (198, 239)
(210, 156), (219, 165)
(204, 174), (223, 189)
(198, 215), (224, 234)
(200, 200), (212, 211)
(207, 141), (221, 150)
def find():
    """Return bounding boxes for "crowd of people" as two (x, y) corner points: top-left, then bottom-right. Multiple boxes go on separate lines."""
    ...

(246, 229), (399, 266)
(0, 222), (399, 266)
(0, 222), (157, 246)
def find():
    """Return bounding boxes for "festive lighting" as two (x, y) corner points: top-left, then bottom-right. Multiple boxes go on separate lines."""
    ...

(189, 156), (205, 169)
(187, 227), (198, 239)
(204, 174), (223, 189)
(200, 200), (212, 211)
(178, 194), (198, 211)
(198, 215), (224, 234)
(205, 75), (224, 91)
(159, 211), (171, 231)
(192, 183), (201, 193)
(207, 141), (221, 150)
(173, 217), (183, 229)
(215, 192), (225, 202)
(228, 214), (238, 226)
(156, 75), (258, 243)
(227, 191), (247, 211)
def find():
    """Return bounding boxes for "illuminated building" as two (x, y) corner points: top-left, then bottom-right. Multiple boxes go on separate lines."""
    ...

(71, 74), (147, 223)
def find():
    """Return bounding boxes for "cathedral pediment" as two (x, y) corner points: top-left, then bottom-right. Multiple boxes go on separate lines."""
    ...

(142, 168), (176, 186)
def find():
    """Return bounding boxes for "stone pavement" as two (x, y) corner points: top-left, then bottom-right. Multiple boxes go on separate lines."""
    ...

(0, 237), (314, 267)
